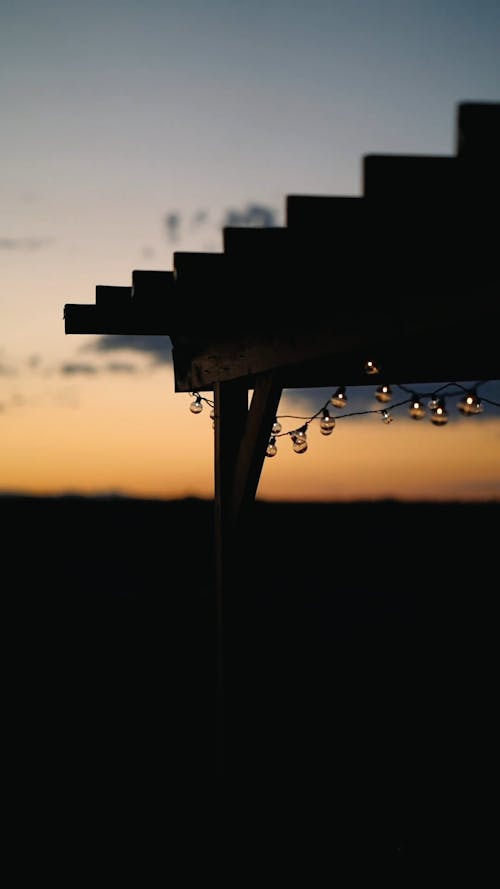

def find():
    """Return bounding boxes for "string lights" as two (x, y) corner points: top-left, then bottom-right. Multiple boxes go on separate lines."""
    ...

(188, 373), (500, 458)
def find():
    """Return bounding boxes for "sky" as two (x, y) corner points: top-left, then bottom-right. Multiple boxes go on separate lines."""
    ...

(1, 0), (499, 501)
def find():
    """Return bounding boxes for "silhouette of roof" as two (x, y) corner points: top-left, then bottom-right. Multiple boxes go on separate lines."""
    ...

(64, 101), (500, 390)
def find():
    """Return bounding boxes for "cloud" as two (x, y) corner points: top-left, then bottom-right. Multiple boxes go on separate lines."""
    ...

(0, 237), (52, 250)
(222, 203), (279, 228)
(60, 359), (142, 374)
(160, 202), (278, 247)
(105, 362), (138, 373)
(164, 212), (181, 242)
(191, 209), (208, 227)
(459, 477), (500, 492)
(60, 362), (99, 375)
(92, 335), (172, 363)
(0, 362), (16, 376)
(160, 203), (278, 247)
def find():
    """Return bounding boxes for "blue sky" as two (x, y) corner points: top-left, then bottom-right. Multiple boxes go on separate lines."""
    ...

(1, 0), (499, 499)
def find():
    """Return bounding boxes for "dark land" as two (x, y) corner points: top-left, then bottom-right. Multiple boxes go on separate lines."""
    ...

(3, 495), (498, 869)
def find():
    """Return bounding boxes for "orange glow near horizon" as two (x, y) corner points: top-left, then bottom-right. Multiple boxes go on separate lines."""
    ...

(258, 412), (500, 502)
(1, 369), (214, 498)
(1, 371), (499, 502)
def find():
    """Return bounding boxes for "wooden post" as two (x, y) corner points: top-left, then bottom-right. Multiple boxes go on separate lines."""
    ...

(213, 373), (282, 781)
(213, 379), (248, 780)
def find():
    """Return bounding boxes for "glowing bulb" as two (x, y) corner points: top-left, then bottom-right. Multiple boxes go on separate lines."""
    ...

(381, 409), (393, 424)
(291, 427), (308, 454)
(319, 409), (336, 436)
(408, 397), (426, 420)
(430, 398), (449, 426)
(364, 359), (381, 375)
(190, 396), (203, 414)
(266, 436), (278, 457)
(375, 384), (392, 403)
(272, 418), (282, 434)
(457, 392), (483, 415)
(331, 386), (347, 409)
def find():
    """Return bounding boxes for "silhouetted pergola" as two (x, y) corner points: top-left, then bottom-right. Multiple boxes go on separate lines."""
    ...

(64, 101), (499, 775)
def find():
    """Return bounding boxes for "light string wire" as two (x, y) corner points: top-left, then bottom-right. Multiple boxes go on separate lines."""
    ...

(188, 379), (500, 454)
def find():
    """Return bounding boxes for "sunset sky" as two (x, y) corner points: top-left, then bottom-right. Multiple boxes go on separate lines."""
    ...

(1, 0), (499, 501)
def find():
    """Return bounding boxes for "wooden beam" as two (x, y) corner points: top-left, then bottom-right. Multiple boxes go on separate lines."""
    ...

(95, 285), (132, 308)
(457, 101), (500, 160)
(223, 226), (288, 258)
(171, 298), (500, 390)
(363, 155), (458, 201)
(64, 304), (173, 335)
(131, 270), (175, 305)
(230, 372), (283, 523)
(286, 194), (363, 228)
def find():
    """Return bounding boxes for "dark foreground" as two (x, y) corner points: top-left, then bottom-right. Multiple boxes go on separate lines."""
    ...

(3, 495), (498, 872)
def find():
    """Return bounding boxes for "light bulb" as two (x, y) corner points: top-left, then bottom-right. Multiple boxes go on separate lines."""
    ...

(408, 397), (426, 420)
(331, 386), (347, 409)
(381, 409), (393, 424)
(291, 427), (308, 454)
(272, 418), (282, 434)
(266, 436), (278, 457)
(364, 359), (381, 375)
(375, 384), (392, 403)
(457, 392), (483, 415)
(430, 398), (448, 426)
(190, 396), (203, 414)
(319, 409), (336, 435)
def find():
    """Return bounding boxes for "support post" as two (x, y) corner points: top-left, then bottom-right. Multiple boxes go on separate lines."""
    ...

(213, 373), (283, 782)
(231, 372), (283, 522)
(213, 379), (248, 781)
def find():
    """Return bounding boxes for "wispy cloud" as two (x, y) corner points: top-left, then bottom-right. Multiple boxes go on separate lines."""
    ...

(222, 203), (279, 228)
(0, 237), (53, 250)
(162, 208), (209, 241)
(105, 362), (138, 373)
(191, 209), (208, 227)
(164, 212), (181, 242)
(91, 335), (172, 363)
(160, 201), (279, 247)
(458, 477), (500, 492)
(60, 362), (99, 375)
(59, 359), (141, 374)
(0, 362), (17, 376)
